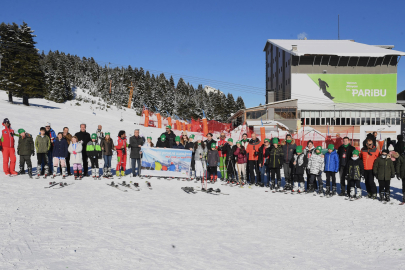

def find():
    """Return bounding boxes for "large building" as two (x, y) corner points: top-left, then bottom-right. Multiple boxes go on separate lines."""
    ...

(229, 39), (405, 146)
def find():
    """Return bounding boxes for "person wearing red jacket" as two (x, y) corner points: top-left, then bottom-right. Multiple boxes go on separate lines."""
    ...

(115, 130), (128, 177)
(0, 118), (18, 176)
(361, 138), (380, 199)
(245, 133), (263, 185)
(217, 133), (228, 180)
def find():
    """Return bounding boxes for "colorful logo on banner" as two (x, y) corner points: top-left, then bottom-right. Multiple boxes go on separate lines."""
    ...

(292, 74), (397, 103)
(140, 147), (192, 178)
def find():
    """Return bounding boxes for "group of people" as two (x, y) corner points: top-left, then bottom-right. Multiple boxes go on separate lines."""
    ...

(2, 118), (405, 202)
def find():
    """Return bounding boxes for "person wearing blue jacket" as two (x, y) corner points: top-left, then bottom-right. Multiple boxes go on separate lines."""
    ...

(324, 144), (339, 196)
(52, 132), (69, 178)
(172, 136), (185, 149)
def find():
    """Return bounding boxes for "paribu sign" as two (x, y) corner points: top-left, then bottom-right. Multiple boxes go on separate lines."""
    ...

(292, 74), (397, 103)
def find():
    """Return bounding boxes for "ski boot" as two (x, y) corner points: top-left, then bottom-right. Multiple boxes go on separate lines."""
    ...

(116, 171), (120, 177)
(79, 170), (83, 180)
(121, 170), (125, 177)
(349, 187), (355, 199)
(380, 192), (385, 202)
(292, 182), (299, 192)
(367, 192), (372, 199)
(371, 193), (377, 200)
(386, 191), (390, 202)
(18, 165), (25, 175)
(298, 182), (305, 193)
(307, 184), (314, 193)
(214, 175), (218, 182)
(28, 167), (33, 179)
(331, 186), (337, 196)
(356, 188), (362, 199)
(318, 185), (324, 196)
(277, 180), (283, 192)
(325, 186), (330, 197)
(74, 170), (78, 180)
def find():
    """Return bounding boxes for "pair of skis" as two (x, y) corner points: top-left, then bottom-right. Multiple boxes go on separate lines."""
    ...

(44, 182), (73, 189)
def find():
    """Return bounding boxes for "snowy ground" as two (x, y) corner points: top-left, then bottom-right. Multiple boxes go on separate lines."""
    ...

(1, 91), (405, 269)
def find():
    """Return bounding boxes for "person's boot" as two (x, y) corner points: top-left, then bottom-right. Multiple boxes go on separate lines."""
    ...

(318, 184), (324, 196)
(403, 192), (405, 203)
(350, 187), (355, 199)
(299, 182), (305, 193)
(74, 170), (78, 180)
(28, 167), (33, 179)
(339, 188), (346, 196)
(270, 180), (275, 190)
(307, 184), (314, 193)
(379, 192), (385, 202)
(325, 185), (330, 196)
(62, 167), (67, 178)
(277, 180), (283, 191)
(18, 164), (25, 175)
(93, 168), (97, 179)
(372, 193), (377, 200)
(292, 182), (298, 192)
(79, 170), (83, 180)
(385, 191), (390, 202)
(332, 186), (337, 196)
(52, 166), (58, 178)
(356, 187), (362, 199)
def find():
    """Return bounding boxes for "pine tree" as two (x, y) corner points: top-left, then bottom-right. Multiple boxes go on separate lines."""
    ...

(236, 96), (246, 110)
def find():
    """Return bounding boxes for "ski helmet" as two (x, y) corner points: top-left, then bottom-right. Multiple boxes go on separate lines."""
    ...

(91, 133), (97, 140)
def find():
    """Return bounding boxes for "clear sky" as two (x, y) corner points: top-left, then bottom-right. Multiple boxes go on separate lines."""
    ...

(1, 0), (405, 108)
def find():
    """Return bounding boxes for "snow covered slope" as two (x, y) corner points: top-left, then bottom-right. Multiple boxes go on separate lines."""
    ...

(1, 90), (405, 269)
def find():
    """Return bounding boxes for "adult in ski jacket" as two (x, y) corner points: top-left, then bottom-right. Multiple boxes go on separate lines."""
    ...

(337, 138), (355, 195)
(361, 138), (380, 197)
(204, 133), (216, 152)
(234, 145), (247, 164)
(281, 134), (296, 189)
(194, 140), (207, 161)
(100, 136), (115, 156)
(156, 135), (170, 148)
(1, 118), (18, 175)
(52, 137), (69, 159)
(161, 125), (176, 148)
(395, 134), (405, 155)
(129, 131), (144, 159)
(324, 149), (339, 173)
(245, 134), (262, 184)
(258, 142), (270, 167)
(75, 124), (92, 176)
(115, 131), (128, 174)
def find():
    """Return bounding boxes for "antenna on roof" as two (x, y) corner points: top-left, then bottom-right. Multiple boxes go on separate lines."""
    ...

(338, 14), (340, 40)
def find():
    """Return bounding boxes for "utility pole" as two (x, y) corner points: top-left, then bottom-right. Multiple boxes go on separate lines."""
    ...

(338, 15), (340, 40)
(127, 81), (137, 109)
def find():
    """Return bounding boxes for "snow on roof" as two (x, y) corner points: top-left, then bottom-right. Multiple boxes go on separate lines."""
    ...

(263, 40), (405, 57)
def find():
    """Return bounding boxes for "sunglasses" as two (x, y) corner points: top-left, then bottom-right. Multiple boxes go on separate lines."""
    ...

(367, 143), (373, 146)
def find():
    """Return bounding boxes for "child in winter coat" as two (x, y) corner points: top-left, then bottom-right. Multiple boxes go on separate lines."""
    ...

(52, 132), (69, 178)
(234, 141), (247, 185)
(100, 132), (114, 178)
(307, 146), (324, 194)
(172, 136), (185, 149)
(207, 143), (219, 182)
(86, 133), (102, 179)
(268, 138), (283, 190)
(373, 149), (395, 202)
(68, 136), (83, 180)
(17, 128), (34, 177)
(143, 137), (154, 147)
(324, 144), (340, 196)
(344, 149), (364, 199)
(194, 137), (207, 181)
(35, 127), (51, 178)
(290, 145), (308, 193)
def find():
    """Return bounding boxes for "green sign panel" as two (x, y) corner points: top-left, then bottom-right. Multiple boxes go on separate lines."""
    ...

(307, 74), (397, 103)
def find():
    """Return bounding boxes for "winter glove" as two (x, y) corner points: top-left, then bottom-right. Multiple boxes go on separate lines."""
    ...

(73, 151), (77, 155)
(31, 150), (35, 156)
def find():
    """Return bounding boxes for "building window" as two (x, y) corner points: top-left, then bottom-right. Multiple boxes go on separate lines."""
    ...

(356, 118), (360, 125)
(311, 118), (315, 125)
(325, 118), (330, 125)
(351, 118), (356, 125)
(321, 118), (325, 125)
(371, 118), (376, 125)
(361, 118), (366, 125)
(336, 118), (341, 125)
(381, 118), (385, 125)
(397, 118), (401, 125)
(366, 118), (371, 125)
(386, 118), (391, 125)
(341, 118), (345, 125)
(376, 118), (380, 125)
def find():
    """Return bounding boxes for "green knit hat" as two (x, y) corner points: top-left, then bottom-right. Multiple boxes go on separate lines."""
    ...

(18, 128), (25, 134)
(327, 144), (334, 150)
(189, 134), (195, 139)
(236, 141), (241, 145)
(296, 145), (303, 153)
(272, 138), (279, 144)
(91, 133), (97, 140)
(175, 136), (180, 142)
(105, 132), (110, 136)
(147, 136), (152, 140)
(352, 149), (359, 156)
(166, 125), (172, 129)
(228, 138), (233, 143)
(264, 138), (270, 143)
(161, 134), (166, 141)
(315, 146), (322, 154)
(211, 143), (216, 149)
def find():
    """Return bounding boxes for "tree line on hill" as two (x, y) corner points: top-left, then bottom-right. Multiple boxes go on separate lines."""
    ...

(0, 22), (246, 121)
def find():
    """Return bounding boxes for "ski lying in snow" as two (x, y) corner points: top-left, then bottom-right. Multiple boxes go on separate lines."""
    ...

(119, 181), (139, 191)
(44, 182), (59, 188)
(145, 181), (152, 189)
(181, 187), (197, 194)
(107, 181), (127, 192)
(53, 182), (74, 189)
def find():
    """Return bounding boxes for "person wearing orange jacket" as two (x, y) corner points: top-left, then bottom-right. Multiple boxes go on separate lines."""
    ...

(245, 133), (263, 185)
(361, 138), (380, 199)
(0, 118), (18, 176)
